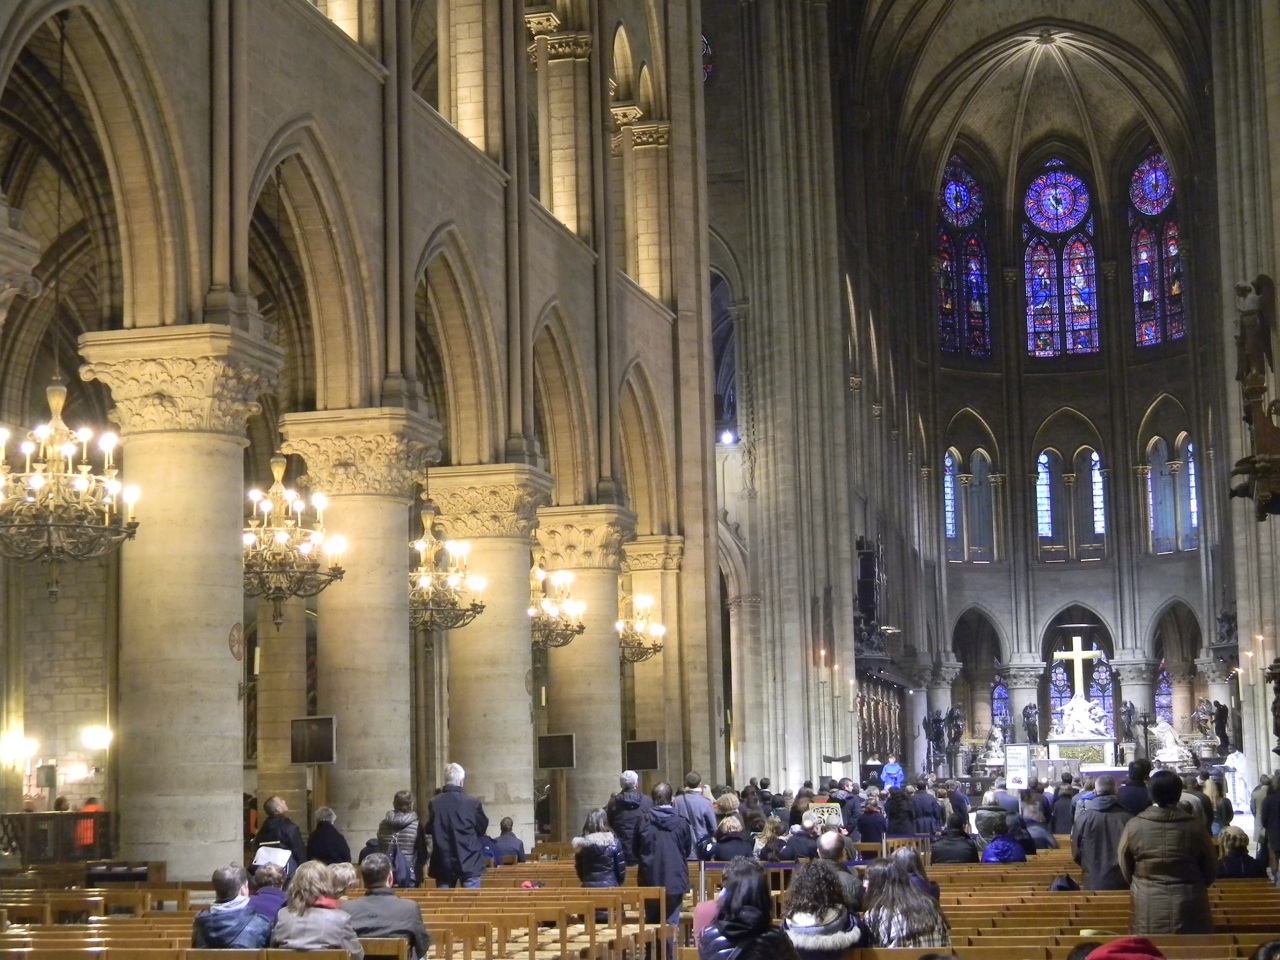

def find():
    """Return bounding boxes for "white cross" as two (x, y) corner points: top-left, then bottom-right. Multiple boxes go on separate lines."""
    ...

(1055, 635), (1102, 695)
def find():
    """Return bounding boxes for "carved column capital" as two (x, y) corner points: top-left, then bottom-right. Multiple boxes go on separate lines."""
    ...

(630, 123), (671, 148)
(1113, 659), (1155, 685)
(932, 662), (963, 688)
(544, 32), (592, 60)
(1196, 656), (1234, 685)
(1003, 664), (1045, 689)
(79, 324), (283, 438)
(1166, 662), (1195, 686)
(524, 7), (561, 35)
(610, 102), (644, 129)
(989, 473), (1006, 486)
(280, 408), (442, 500)
(428, 464), (553, 540)
(621, 535), (684, 572)
(535, 504), (636, 571)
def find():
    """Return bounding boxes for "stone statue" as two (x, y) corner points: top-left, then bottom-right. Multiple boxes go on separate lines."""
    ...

(1194, 697), (1215, 739)
(945, 705), (965, 748)
(1120, 700), (1136, 741)
(1214, 700), (1230, 753)
(998, 710), (1012, 744)
(983, 726), (1004, 763)
(1154, 718), (1192, 764)
(1225, 749), (1251, 812)
(1235, 274), (1275, 386)
(1023, 703), (1039, 743)
(1057, 695), (1110, 739)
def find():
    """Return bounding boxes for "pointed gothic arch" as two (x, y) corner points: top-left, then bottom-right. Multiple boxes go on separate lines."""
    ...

(618, 359), (675, 536)
(611, 24), (635, 102)
(532, 302), (594, 506)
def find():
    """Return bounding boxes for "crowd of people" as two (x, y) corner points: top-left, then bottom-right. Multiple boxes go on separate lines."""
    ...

(227, 759), (1280, 960)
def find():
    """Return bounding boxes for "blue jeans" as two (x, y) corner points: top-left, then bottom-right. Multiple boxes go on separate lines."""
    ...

(436, 875), (481, 889)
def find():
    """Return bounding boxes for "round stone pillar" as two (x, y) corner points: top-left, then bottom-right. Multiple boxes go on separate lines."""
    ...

(1198, 657), (1235, 710)
(255, 597), (308, 819)
(905, 685), (928, 779)
(536, 505), (635, 835)
(968, 665), (995, 740)
(1168, 662), (1195, 735)
(1004, 664), (1044, 744)
(80, 324), (282, 879)
(282, 409), (439, 842)
(431, 465), (553, 849)
(1114, 659), (1155, 757)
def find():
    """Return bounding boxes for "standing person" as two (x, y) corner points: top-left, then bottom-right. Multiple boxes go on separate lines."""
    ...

(253, 796), (306, 873)
(1118, 769), (1217, 935)
(191, 864), (275, 949)
(605, 770), (652, 867)
(881, 755), (905, 791)
(885, 788), (915, 836)
(946, 781), (969, 821)
(378, 790), (426, 886)
(1261, 770), (1280, 873)
(75, 797), (103, 856)
(426, 763), (489, 889)
(1051, 784), (1078, 835)
(673, 772), (719, 859)
(343, 853), (431, 960)
(910, 781), (943, 836)
(1071, 774), (1134, 891)
(856, 798), (887, 845)
(492, 818), (526, 863)
(1119, 760), (1153, 816)
(573, 808), (626, 890)
(306, 807), (352, 866)
(930, 813), (979, 864)
(636, 781), (693, 930)
(271, 861), (364, 958)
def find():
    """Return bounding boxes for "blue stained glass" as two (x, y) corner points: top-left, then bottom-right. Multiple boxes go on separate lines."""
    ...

(937, 231), (958, 353)
(992, 677), (1011, 742)
(1133, 225), (1161, 345)
(1130, 153), (1175, 216)
(1088, 656), (1114, 735)
(941, 165), (983, 228)
(1026, 239), (1060, 356)
(963, 234), (990, 356)
(1049, 662), (1072, 730)
(1091, 451), (1105, 535)
(1064, 235), (1098, 353)
(1164, 220), (1185, 340)
(1025, 170), (1091, 233)
(943, 452), (958, 539)
(1036, 452), (1053, 537)
(1154, 666), (1173, 725)
(1187, 443), (1198, 531)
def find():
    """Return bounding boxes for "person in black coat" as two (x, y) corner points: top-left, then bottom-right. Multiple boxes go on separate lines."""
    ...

(253, 796), (306, 869)
(856, 800), (887, 844)
(573, 808), (626, 887)
(1119, 759), (1152, 816)
(605, 770), (652, 867)
(885, 789), (915, 836)
(426, 763), (489, 888)
(704, 815), (756, 861)
(930, 813), (980, 864)
(1217, 825), (1267, 878)
(699, 858), (798, 960)
(637, 782), (694, 926)
(306, 807), (352, 865)
(909, 784), (943, 836)
(1051, 786), (1078, 835)
(782, 814), (821, 860)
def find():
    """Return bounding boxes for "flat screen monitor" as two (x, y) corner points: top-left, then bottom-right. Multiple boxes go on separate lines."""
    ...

(291, 716), (336, 765)
(538, 733), (576, 769)
(625, 739), (659, 771)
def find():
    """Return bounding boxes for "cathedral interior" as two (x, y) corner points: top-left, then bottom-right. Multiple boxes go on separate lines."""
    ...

(0, 0), (1275, 878)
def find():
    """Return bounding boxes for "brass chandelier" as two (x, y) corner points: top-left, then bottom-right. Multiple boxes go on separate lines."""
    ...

(242, 453), (346, 628)
(617, 592), (665, 663)
(0, 380), (139, 599)
(408, 498), (485, 632)
(528, 564), (585, 648)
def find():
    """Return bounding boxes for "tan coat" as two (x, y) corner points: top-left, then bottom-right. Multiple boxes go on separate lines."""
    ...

(1117, 805), (1217, 935)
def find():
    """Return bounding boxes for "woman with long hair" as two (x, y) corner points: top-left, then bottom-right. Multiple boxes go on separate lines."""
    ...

(698, 857), (797, 960)
(861, 857), (950, 949)
(756, 816), (788, 862)
(884, 788), (915, 836)
(781, 860), (866, 959)
(270, 861), (364, 958)
(573, 807), (626, 888)
(890, 846), (939, 900)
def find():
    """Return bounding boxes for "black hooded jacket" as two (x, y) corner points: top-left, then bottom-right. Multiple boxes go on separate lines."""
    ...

(699, 906), (797, 960)
(637, 804), (693, 897)
(606, 789), (653, 866)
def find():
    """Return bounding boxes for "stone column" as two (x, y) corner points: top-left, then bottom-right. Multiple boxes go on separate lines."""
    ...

(968, 664), (995, 740)
(80, 324), (282, 878)
(1005, 665), (1044, 744)
(430, 464), (553, 848)
(527, 26), (593, 237)
(536, 504), (634, 833)
(281, 409), (439, 842)
(1167, 662), (1196, 736)
(624, 123), (672, 301)
(621, 537), (684, 779)
(0, 562), (26, 815)
(1198, 657), (1235, 709)
(254, 597), (308, 820)
(727, 595), (764, 781)
(1115, 660), (1155, 758)
(905, 682), (928, 779)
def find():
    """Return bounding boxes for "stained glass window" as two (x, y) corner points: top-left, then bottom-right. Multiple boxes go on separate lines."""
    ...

(992, 676), (1011, 742)
(1186, 442), (1199, 534)
(937, 159), (990, 357)
(1148, 438), (1175, 554)
(1090, 451), (1105, 536)
(1154, 665), (1173, 724)
(943, 452), (959, 544)
(1130, 151), (1185, 346)
(1049, 662), (1072, 731)
(968, 451), (994, 562)
(1088, 655), (1115, 736)
(1036, 452), (1053, 538)
(1024, 161), (1099, 357)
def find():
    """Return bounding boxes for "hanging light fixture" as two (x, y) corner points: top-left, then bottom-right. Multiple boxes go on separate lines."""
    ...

(617, 592), (665, 663)
(242, 453), (346, 629)
(0, 14), (139, 600)
(528, 563), (585, 648)
(408, 496), (485, 632)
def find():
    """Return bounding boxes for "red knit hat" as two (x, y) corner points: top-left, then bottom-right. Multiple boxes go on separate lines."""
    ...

(1087, 938), (1167, 960)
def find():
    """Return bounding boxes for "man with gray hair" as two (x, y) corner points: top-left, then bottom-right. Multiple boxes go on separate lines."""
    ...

(606, 769), (652, 867)
(426, 762), (488, 888)
(782, 811), (821, 860)
(1070, 773), (1134, 891)
(191, 864), (274, 948)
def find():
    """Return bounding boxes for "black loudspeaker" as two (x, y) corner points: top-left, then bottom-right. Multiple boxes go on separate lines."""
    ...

(625, 740), (660, 771)
(35, 764), (56, 789)
(291, 716), (336, 764)
(538, 733), (576, 769)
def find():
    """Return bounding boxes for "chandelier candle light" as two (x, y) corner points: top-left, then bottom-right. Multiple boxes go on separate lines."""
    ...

(408, 499), (485, 632)
(242, 453), (346, 629)
(617, 592), (666, 663)
(0, 379), (139, 599)
(529, 564), (586, 648)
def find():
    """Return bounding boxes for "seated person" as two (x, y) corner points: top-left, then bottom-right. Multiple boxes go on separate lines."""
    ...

(980, 816), (1027, 863)
(247, 863), (287, 922)
(344, 853), (431, 960)
(930, 813), (979, 864)
(271, 861), (364, 958)
(492, 817), (527, 863)
(1218, 825), (1267, 879)
(192, 864), (274, 949)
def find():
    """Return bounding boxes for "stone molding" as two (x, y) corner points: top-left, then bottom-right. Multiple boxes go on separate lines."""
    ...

(531, 32), (591, 62)
(630, 123), (671, 148)
(524, 8), (561, 35)
(280, 408), (442, 499)
(428, 464), (553, 540)
(932, 662), (964, 687)
(1196, 656), (1234, 685)
(1113, 660), (1155, 685)
(622, 535), (684, 572)
(79, 324), (283, 438)
(610, 103), (644, 129)
(1166, 663), (1195, 686)
(535, 504), (636, 571)
(727, 595), (763, 608)
(1003, 664), (1044, 688)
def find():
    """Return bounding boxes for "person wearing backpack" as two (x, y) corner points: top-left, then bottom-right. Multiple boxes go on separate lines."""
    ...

(377, 790), (426, 887)
(253, 796), (306, 877)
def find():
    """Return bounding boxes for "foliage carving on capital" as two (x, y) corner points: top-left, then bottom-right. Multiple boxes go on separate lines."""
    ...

(932, 662), (963, 687)
(431, 482), (550, 539)
(536, 509), (635, 571)
(622, 537), (684, 572)
(282, 434), (429, 498)
(1003, 664), (1044, 688)
(1113, 661), (1154, 685)
(80, 356), (276, 436)
(1197, 657), (1234, 685)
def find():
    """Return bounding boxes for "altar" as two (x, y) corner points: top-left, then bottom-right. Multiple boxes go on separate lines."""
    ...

(1045, 636), (1116, 767)
(1048, 738), (1114, 766)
